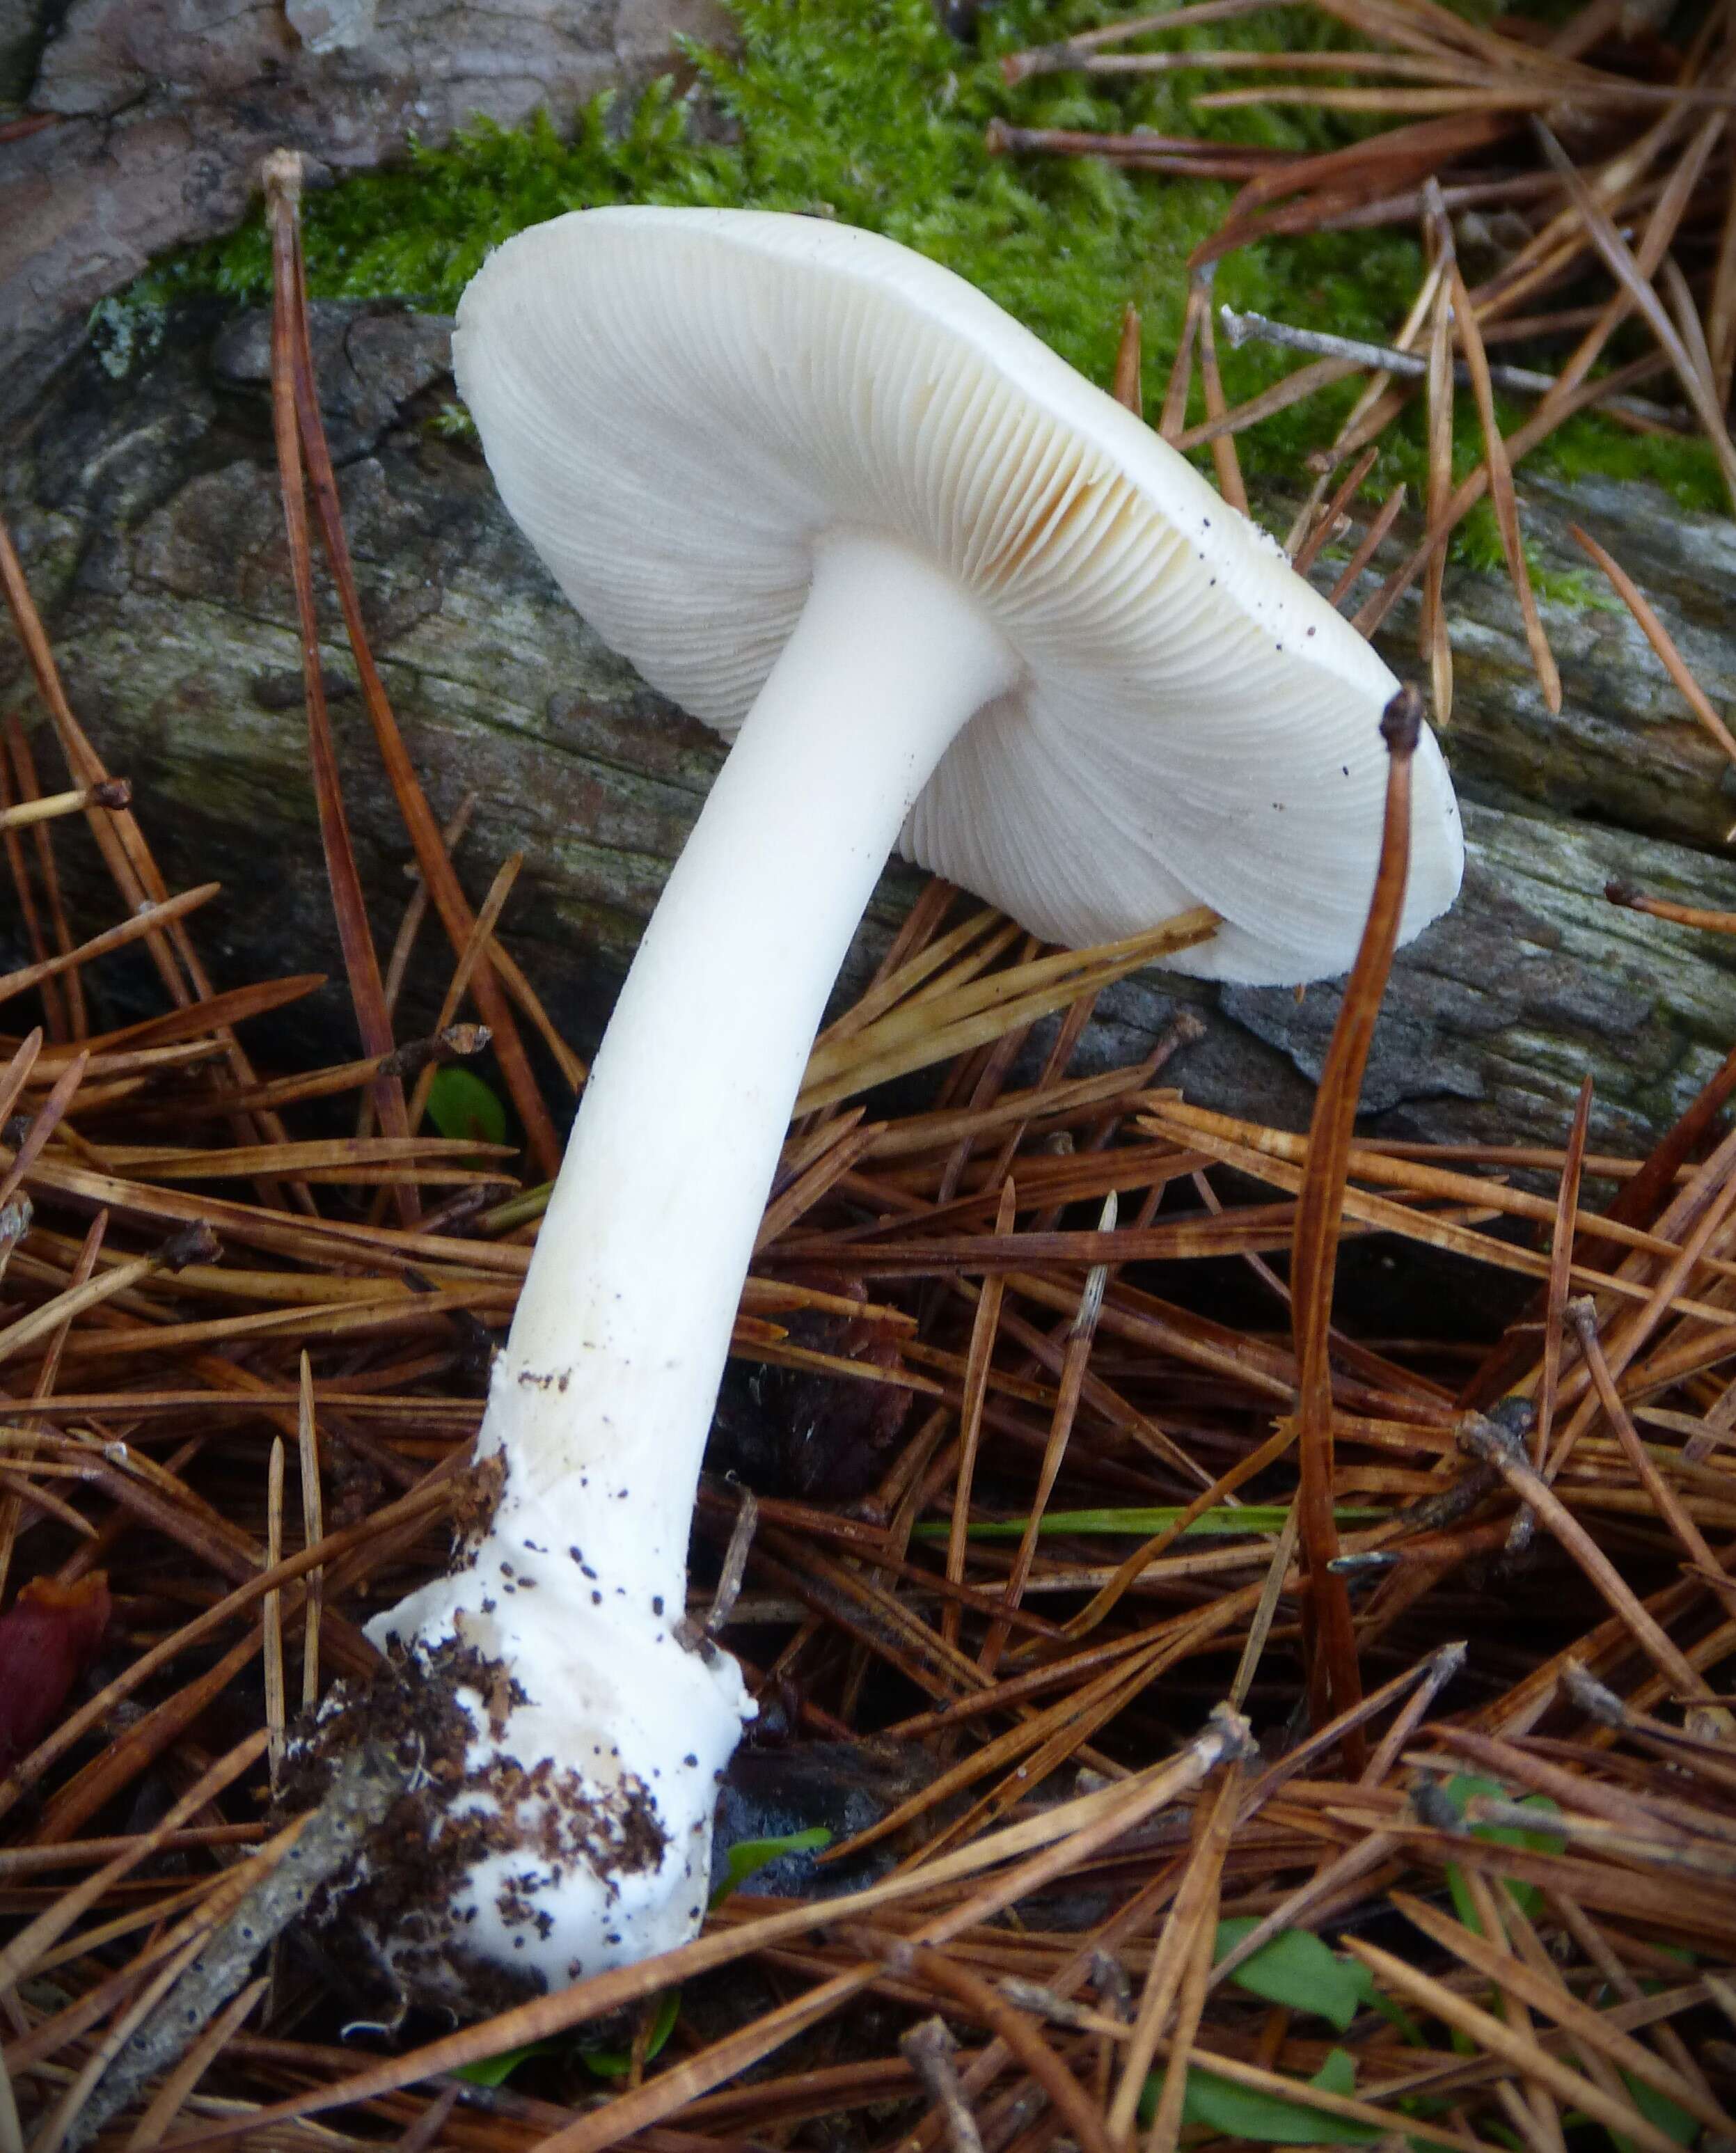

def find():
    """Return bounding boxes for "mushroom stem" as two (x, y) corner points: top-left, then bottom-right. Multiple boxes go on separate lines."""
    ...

(357, 532), (1016, 1998)
(500, 529), (1018, 1588)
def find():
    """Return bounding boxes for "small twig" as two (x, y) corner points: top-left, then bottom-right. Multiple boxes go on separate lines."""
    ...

(995, 1976), (1125, 2037)
(900, 2019), (984, 2153)
(986, 117), (1285, 177)
(64, 1742), (409, 2152)
(378, 1025), (491, 1084)
(0, 1220), (219, 1369)
(1091, 1948), (1133, 2026)
(122, 1977), (269, 2153)
(0, 1197), (33, 1286)
(893, 1944), (1118, 2153)
(1002, 0), (1300, 79)
(1218, 306), (1689, 429)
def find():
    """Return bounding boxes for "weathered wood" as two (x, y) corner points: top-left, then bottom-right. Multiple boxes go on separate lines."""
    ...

(3, 298), (1735, 1156)
(0, 0), (729, 396)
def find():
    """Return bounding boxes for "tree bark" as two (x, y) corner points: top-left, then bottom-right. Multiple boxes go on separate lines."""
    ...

(0, 0), (729, 404)
(4, 297), (1735, 1159)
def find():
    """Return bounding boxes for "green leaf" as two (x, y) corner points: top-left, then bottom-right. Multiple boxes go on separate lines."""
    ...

(1311, 2052), (1358, 2098)
(912, 1505), (1380, 1544)
(1439, 1776), (1563, 1925)
(1445, 1861), (1484, 1939)
(1611, 2072), (1699, 2153)
(710, 1825), (832, 1907)
(582, 1988), (682, 2081)
(571, 1832), (837, 2086)
(454, 2039), (558, 2088)
(1346, 1958), (1426, 2046)
(1214, 1919), (1363, 2033)
(1139, 2049), (1382, 2143)
(426, 1066), (508, 1148)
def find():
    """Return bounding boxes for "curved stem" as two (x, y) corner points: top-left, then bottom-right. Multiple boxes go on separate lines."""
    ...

(487, 532), (1018, 1604)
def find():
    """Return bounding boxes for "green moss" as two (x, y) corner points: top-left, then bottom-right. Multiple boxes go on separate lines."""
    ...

(133, 0), (1724, 530)
(159, 0), (1398, 420)
(1424, 497), (1634, 613)
(1536, 406), (1726, 514)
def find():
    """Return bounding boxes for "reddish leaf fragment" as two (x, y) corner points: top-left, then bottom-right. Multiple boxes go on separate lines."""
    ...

(0, 1572), (112, 1772)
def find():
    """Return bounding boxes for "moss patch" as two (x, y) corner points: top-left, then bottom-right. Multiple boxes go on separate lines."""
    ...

(134, 0), (1724, 527)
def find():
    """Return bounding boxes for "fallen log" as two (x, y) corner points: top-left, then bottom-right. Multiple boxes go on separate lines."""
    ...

(3, 298), (1735, 1158)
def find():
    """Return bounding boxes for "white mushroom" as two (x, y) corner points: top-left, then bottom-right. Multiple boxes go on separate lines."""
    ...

(352, 206), (1463, 2007)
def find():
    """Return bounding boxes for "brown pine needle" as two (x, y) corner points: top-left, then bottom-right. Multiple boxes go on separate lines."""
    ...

(1112, 303), (1143, 416)
(1531, 1075), (1593, 1498)
(1458, 1411), (1726, 1712)
(166, 1726), (1251, 2153)
(1182, 352), (1359, 453)
(945, 1179), (1017, 1650)
(1290, 688), (1425, 1747)
(1194, 272), (1250, 513)
(979, 1196), (1114, 1675)
(0, 888), (219, 1011)
(1441, 234), (1561, 709)
(1291, 445), (1380, 573)
(0, 780), (130, 835)
(1108, 1744), (1243, 2139)
(265, 152), (563, 1179)
(1161, 278), (1209, 443)
(1341, 1932), (1712, 2153)
(1327, 482), (1408, 606)
(1568, 1298), (1736, 1619)
(1569, 524), (1736, 768)
(796, 908), (1217, 1110)
(263, 153), (415, 1227)
(1607, 883), (1736, 933)
(1531, 119), (1736, 510)
(1423, 224), (1455, 722)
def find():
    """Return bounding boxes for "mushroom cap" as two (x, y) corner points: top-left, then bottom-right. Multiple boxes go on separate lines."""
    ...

(454, 206), (1462, 985)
